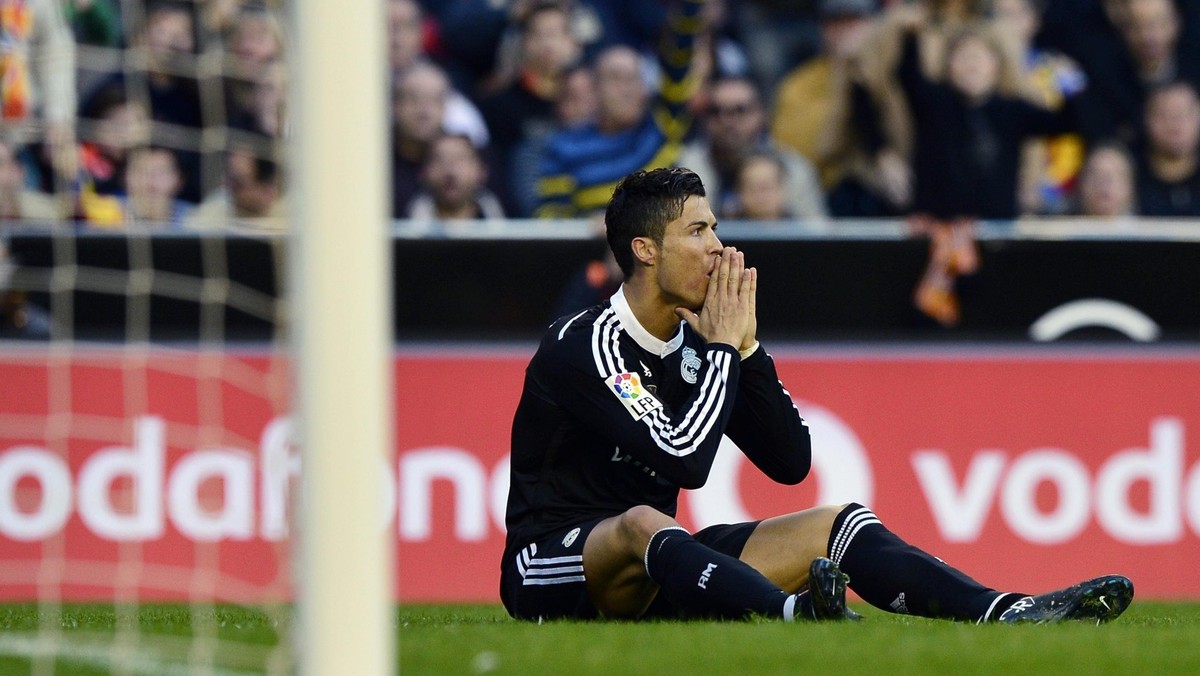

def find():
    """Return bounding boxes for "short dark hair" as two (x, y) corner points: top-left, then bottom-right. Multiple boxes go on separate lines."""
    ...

(605, 167), (706, 278)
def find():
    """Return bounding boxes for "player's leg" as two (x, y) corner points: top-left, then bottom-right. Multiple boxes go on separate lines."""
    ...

(737, 504), (844, 592)
(739, 502), (1012, 620)
(825, 502), (1132, 623)
(739, 502), (1018, 620)
(582, 505), (806, 621)
(824, 503), (1015, 621)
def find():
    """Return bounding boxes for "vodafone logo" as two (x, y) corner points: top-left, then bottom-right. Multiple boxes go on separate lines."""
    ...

(1, 410), (1197, 550)
(913, 417), (1200, 545)
(686, 401), (875, 529)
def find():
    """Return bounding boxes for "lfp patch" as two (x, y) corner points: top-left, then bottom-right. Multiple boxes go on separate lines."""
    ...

(606, 372), (663, 419)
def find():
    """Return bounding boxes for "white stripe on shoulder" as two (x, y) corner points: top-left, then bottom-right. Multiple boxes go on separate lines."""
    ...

(591, 309), (625, 377)
(557, 309), (590, 341)
(522, 575), (586, 586)
(592, 309), (619, 379)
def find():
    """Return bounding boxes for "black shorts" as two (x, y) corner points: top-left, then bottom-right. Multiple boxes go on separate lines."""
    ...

(500, 518), (761, 622)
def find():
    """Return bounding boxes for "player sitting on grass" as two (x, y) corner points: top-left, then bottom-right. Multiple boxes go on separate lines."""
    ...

(500, 167), (1134, 624)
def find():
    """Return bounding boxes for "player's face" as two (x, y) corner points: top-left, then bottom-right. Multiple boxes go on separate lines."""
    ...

(655, 195), (722, 312)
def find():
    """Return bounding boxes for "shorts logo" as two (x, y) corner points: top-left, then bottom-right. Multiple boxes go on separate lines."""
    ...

(681, 347), (701, 384)
(606, 372), (663, 420)
(562, 527), (581, 548)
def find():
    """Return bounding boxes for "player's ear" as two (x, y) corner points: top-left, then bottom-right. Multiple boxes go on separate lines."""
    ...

(631, 236), (657, 267)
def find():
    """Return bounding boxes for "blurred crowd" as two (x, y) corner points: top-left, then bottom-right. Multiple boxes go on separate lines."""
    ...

(1, 0), (1198, 228)
(1, 0), (285, 230)
(1, 0), (1199, 325)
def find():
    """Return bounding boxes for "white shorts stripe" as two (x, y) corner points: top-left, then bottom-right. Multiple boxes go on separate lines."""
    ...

(523, 565), (585, 577)
(522, 575), (587, 586)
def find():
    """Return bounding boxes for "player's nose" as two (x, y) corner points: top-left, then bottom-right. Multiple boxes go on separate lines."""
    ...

(708, 229), (723, 252)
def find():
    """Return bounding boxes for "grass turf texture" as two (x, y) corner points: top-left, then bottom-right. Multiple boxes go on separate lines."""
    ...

(1, 602), (1199, 674)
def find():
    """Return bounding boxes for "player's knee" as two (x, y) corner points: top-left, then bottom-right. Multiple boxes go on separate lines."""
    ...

(814, 503), (849, 533)
(617, 505), (678, 546)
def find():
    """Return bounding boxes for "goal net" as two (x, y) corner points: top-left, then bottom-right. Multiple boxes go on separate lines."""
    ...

(0, 0), (391, 673)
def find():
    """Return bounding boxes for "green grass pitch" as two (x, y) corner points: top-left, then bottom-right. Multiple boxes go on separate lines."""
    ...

(2, 602), (1199, 674)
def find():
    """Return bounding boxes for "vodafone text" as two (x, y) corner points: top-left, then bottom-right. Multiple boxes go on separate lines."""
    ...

(0, 415), (1197, 546)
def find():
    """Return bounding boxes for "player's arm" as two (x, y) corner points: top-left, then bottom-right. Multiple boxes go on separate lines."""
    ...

(724, 349), (813, 485)
(548, 337), (742, 490)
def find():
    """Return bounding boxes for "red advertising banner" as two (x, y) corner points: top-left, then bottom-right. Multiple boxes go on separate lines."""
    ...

(1, 347), (1198, 603)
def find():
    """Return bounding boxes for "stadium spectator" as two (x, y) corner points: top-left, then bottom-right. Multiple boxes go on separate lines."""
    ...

(686, 0), (753, 109)
(125, 146), (190, 227)
(992, 0), (1089, 216)
(76, 86), (152, 216)
(555, 65), (598, 127)
(894, 14), (1080, 220)
(841, 0), (993, 216)
(86, 1), (202, 131)
(502, 165), (1136, 626)
(389, 0), (491, 149)
(230, 60), (288, 138)
(508, 65), (598, 217)
(1039, 0), (1200, 145)
(771, 0), (878, 194)
(534, 0), (706, 217)
(1034, 0), (1135, 144)
(1124, 0), (1200, 91)
(0, 0), (77, 187)
(478, 2), (583, 215)
(1136, 80), (1200, 216)
(82, 1), (204, 202)
(889, 10), (1081, 326)
(392, 62), (451, 218)
(1076, 141), (1138, 218)
(0, 138), (61, 221)
(186, 146), (284, 229)
(678, 75), (826, 221)
(726, 151), (792, 220)
(225, 5), (285, 130)
(82, 146), (191, 229)
(197, 0), (247, 44)
(405, 134), (506, 221)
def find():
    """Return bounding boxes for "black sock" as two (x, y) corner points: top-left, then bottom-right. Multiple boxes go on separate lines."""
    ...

(829, 503), (1018, 622)
(644, 527), (792, 620)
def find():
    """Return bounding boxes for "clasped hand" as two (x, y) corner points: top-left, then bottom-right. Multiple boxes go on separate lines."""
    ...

(675, 247), (757, 352)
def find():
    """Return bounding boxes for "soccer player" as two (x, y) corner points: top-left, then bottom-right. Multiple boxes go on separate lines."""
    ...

(500, 167), (1134, 624)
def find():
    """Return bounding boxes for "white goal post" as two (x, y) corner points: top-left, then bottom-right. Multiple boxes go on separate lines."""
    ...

(290, 0), (394, 673)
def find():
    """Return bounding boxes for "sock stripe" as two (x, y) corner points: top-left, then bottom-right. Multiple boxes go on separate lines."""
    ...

(978, 592), (1026, 623)
(830, 507), (881, 565)
(830, 507), (875, 563)
(977, 592), (1009, 624)
(643, 526), (690, 578)
(782, 594), (797, 622)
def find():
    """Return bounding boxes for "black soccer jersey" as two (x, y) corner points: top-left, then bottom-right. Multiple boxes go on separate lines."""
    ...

(503, 287), (813, 560)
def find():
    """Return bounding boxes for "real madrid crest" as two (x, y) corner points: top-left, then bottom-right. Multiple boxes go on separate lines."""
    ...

(681, 347), (701, 384)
